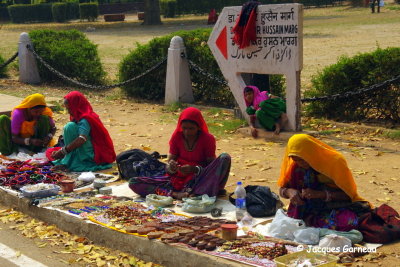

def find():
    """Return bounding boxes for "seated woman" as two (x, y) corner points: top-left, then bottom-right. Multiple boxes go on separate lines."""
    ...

(278, 134), (371, 231)
(129, 107), (231, 199)
(49, 91), (116, 172)
(0, 93), (56, 156)
(244, 86), (288, 136)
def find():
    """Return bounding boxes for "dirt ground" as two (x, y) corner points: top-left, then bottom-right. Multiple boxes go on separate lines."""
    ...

(1, 78), (399, 266)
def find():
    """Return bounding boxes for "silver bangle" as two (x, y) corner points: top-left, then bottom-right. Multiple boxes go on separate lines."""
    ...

(24, 138), (30, 146)
(48, 133), (53, 138)
(61, 147), (68, 156)
(78, 135), (87, 142)
(325, 190), (332, 202)
(195, 166), (201, 175)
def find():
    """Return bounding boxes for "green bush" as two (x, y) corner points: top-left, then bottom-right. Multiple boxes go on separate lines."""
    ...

(8, 4), (52, 23)
(305, 47), (400, 122)
(29, 29), (106, 85)
(119, 29), (285, 107)
(0, 54), (7, 78)
(79, 3), (97, 21)
(66, 2), (79, 20)
(13, 0), (30, 4)
(0, 3), (10, 21)
(52, 2), (67, 22)
(160, 0), (176, 18)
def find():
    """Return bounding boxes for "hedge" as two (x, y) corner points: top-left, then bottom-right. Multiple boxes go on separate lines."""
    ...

(29, 29), (106, 85)
(160, 0), (176, 18)
(304, 47), (400, 123)
(79, 3), (98, 21)
(0, 54), (7, 78)
(119, 28), (285, 107)
(13, 0), (30, 4)
(8, 4), (53, 23)
(0, 3), (9, 21)
(66, 2), (79, 20)
(52, 2), (67, 22)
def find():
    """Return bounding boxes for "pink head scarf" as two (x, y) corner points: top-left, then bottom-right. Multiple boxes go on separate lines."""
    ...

(243, 85), (269, 110)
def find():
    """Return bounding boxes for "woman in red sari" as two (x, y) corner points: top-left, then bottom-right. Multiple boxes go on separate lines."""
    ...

(129, 107), (231, 199)
(48, 91), (116, 171)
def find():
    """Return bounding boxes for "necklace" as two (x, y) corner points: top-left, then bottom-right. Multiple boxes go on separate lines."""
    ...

(184, 133), (199, 152)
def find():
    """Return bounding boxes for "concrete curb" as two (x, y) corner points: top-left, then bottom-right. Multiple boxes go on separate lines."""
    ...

(0, 189), (244, 267)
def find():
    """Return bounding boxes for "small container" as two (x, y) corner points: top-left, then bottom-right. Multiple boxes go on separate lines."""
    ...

(221, 224), (238, 241)
(99, 186), (112, 195)
(93, 179), (106, 189)
(59, 179), (75, 193)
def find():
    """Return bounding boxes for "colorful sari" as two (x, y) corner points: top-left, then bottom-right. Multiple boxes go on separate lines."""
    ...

(51, 91), (115, 171)
(278, 134), (371, 231)
(244, 86), (286, 131)
(129, 107), (231, 197)
(0, 93), (55, 155)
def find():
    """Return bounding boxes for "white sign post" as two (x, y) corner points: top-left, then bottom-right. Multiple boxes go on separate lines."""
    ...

(208, 4), (303, 131)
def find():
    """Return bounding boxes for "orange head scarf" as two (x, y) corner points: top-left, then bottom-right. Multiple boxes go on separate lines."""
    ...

(278, 134), (367, 203)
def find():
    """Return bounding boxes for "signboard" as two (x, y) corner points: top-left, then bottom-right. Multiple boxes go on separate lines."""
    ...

(208, 4), (303, 131)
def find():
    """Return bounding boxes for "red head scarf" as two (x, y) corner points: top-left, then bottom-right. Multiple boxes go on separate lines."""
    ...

(244, 85), (269, 110)
(169, 107), (208, 146)
(64, 91), (116, 164)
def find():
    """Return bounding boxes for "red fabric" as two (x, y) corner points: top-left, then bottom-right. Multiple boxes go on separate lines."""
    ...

(207, 9), (218, 24)
(168, 107), (216, 191)
(232, 7), (257, 49)
(358, 204), (400, 243)
(64, 91), (116, 164)
(46, 147), (61, 161)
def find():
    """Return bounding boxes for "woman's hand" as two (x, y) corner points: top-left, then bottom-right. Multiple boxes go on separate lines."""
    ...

(51, 150), (65, 160)
(30, 138), (45, 147)
(167, 160), (178, 174)
(42, 136), (52, 147)
(287, 189), (305, 206)
(301, 188), (325, 200)
(178, 164), (196, 175)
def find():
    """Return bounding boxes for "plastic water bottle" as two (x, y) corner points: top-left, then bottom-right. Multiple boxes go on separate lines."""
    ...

(235, 181), (246, 221)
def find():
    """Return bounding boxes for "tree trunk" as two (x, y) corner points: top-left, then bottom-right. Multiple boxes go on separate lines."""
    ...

(143, 0), (162, 25)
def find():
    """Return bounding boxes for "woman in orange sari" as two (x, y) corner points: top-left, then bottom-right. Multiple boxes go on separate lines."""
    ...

(278, 134), (370, 231)
(0, 93), (56, 155)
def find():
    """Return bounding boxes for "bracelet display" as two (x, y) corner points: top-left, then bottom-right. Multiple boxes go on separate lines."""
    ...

(24, 138), (30, 146)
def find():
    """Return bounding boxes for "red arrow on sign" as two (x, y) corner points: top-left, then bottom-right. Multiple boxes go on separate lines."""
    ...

(216, 26), (228, 60)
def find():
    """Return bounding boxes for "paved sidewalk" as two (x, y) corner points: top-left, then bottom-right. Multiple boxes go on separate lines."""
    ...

(0, 94), (23, 116)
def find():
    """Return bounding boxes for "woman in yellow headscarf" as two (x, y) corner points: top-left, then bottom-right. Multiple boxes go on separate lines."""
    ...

(0, 93), (56, 155)
(278, 134), (370, 231)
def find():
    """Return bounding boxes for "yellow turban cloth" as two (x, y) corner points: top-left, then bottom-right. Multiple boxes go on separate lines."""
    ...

(278, 134), (367, 203)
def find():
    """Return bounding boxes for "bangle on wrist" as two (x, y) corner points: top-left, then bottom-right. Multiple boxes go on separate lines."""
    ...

(48, 133), (53, 138)
(78, 135), (87, 142)
(61, 146), (69, 156)
(325, 190), (332, 202)
(24, 138), (30, 146)
(195, 166), (201, 175)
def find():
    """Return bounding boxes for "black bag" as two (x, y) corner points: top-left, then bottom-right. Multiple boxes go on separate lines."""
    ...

(229, 185), (283, 217)
(116, 149), (165, 180)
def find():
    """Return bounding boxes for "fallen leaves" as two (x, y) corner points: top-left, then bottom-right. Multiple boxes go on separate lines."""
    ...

(0, 209), (156, 267)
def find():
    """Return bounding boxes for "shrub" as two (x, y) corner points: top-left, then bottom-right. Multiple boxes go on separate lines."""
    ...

(160, 0), (176, 18)
(66, 2), (79, 20)
(52, 2), (67, 22)
(79, 3), (98, 21)
(119, 29), (285, 107)
(8, 4), (52, 23)
(0, 54), (7, 78)
(0, 3), (10, 21)
(13, 0), (30, 4)
(304, 47), (400, 123)
(29, 29), (106, 85)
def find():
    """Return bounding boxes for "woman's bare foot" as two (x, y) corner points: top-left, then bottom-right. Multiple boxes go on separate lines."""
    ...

(172, 191), (189, 200)
(274, 123), (281, 135)
(250, 127), (258, 138)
